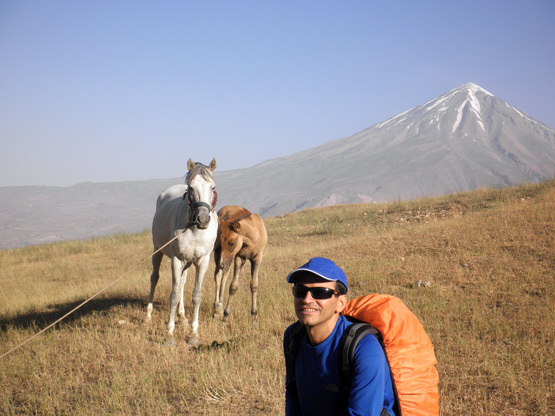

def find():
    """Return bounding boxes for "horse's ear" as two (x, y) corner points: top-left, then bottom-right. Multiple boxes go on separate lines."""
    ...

(187, 159), (195, 172)
(208, 158), (217, 172)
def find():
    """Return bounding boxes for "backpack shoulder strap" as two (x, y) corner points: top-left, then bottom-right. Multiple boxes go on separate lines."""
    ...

(284, 321), (306, 392)
(338, 316), (380, 388)
(284, 321), (306, 361)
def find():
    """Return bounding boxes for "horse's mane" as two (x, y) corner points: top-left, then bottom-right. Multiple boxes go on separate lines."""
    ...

(186, 162), (215, 184)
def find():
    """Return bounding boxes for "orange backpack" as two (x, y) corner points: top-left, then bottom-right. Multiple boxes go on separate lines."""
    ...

(342, 294), (439, 416)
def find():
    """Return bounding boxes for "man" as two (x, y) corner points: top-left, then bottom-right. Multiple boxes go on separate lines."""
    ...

(284, 257), (397, 416)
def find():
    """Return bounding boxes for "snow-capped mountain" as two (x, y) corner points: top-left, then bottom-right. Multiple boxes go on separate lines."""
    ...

(215, 82), (555, 215)
(1, 83), (554, 248)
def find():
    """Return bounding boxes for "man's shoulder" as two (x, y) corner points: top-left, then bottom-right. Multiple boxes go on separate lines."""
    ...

(347, 326), (387, 368)
(354, 329), (384, 351)
(341, 319), (386, 362)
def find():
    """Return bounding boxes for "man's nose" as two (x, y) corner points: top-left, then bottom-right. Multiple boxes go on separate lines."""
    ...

(300, 290), (315, 301)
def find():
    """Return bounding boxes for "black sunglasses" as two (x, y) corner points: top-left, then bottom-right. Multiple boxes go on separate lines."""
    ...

(292, 285), (340, 300)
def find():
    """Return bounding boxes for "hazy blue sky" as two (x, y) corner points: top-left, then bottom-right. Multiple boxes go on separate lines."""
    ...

(1, 1), (553, 187)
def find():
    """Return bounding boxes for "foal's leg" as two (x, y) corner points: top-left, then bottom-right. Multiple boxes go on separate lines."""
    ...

(144, 250), (164, 324)
(214, 268), (231, 319)
(167, 257), (188, 346)
(187, 254), (210, 346)
(250, 255), (263, 318)
(215, 266), (232, 319)
(223, 256), (244, 320)
(212, 246), (225, 319)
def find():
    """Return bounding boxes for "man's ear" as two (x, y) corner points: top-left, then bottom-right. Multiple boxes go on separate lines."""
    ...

(335, 294), (347, 314)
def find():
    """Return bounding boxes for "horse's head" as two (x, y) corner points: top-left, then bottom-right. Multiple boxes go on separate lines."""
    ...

(218, 220), (244, 270)
(185, 158), (217, 229)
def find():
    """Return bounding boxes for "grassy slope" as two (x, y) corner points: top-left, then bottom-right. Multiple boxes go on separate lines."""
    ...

(0, 180), (553, 415)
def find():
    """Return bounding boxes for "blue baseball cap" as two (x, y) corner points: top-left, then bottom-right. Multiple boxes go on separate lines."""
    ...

(286, 257), (348, 292)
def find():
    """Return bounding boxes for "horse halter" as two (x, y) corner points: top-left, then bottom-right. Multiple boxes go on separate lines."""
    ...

(183, 189), (218, 227)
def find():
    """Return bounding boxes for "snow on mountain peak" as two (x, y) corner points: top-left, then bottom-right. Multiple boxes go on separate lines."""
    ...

(451, 83), (488, 133)
(375, 83), (493, 132)
(458, 82), (493, 96)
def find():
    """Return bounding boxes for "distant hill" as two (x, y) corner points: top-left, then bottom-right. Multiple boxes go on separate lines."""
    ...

(0, 179), (177, 249)
(1, 82), (554, 249)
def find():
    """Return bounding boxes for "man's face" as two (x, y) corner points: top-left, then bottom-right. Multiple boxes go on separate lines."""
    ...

(293, 274), (346, 329)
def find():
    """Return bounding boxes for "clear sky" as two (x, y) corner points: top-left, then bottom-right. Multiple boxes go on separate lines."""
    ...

(1, 1), (553, 187)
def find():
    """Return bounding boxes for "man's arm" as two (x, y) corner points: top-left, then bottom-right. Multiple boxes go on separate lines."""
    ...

(285, 378), (302, 415)
(347, 334), (395, 416)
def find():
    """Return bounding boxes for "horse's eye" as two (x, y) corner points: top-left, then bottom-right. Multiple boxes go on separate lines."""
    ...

(228, 242), (235, 247)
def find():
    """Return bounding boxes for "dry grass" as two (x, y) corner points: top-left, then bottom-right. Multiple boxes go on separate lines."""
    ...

(1, 180), (554, 415)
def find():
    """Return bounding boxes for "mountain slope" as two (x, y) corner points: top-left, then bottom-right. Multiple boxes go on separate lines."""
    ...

(215, 83), (555, 215)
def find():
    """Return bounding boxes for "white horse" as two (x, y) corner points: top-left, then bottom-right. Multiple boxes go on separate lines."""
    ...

(144, 158), (218, 346)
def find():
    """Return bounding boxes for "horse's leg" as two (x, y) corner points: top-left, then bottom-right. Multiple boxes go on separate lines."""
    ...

(250, 255), (263, 318)
(177, 262), (189, 326)
(144, 250), (164, 324)
(187, 254), (210, 346)
(223, 256), (244, 321)
(177, 273), (186, 324)
(167, 257), (187, 346)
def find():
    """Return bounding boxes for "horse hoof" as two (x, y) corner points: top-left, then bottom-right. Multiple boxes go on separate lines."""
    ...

(165, 337), (176, 347)
(142, 317), (152, 326)
(213, 304), (224, 319)
(187, 334), (201, 346)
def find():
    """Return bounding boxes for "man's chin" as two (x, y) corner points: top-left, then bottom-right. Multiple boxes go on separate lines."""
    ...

(296, 312), (318, 326)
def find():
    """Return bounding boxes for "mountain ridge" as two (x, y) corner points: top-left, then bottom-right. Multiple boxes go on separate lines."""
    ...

(2, 82), (554, 249)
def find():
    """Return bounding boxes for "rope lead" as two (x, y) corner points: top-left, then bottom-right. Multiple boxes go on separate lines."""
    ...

(0, 232), (181, 359)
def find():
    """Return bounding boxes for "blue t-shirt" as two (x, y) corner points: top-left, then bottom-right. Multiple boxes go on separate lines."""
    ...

(284, 315), (396, 416)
